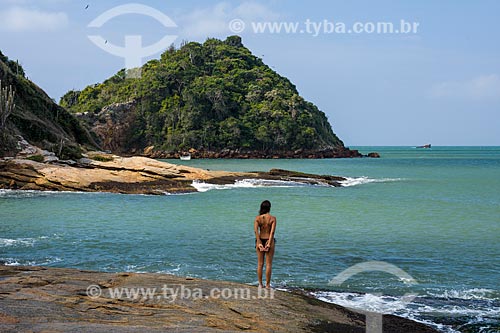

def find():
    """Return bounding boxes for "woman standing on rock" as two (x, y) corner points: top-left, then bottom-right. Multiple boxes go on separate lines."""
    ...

(254, 200), (276, 289)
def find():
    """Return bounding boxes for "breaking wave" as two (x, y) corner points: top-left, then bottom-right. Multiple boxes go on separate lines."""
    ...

(311, 289), (500, 333)
(340, 177), (404, 187)
(191, 179), (314, 192)
(191, 177), (404, 192)
(0, 257), (63, 266)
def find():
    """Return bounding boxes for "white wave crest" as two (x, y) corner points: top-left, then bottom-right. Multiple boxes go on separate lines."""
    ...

(340, 177), (403, 187)
(428, 288), (500, 301)
(0, 238), (36, 247)
(191, 177), (403, 192)
(0, 189), (86, 197)
(1, 257), (63, 266)
(0, 234), (61, 248)
(2, 259), (21, 266)
(312, 290), (499, 333)
(191, 179), (310, 192)
(313, 291), (415, 314)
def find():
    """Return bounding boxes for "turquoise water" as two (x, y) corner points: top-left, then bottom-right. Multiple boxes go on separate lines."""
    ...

(1, 146), (499, 332)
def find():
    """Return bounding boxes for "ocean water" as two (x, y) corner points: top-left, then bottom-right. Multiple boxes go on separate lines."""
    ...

(1, 146), (499, 332)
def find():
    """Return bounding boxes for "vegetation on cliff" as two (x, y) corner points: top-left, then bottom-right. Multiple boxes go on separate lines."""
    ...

(0, 79), (16, 130)
(61, 36), (344, 154)
(0, 50), (95, 158)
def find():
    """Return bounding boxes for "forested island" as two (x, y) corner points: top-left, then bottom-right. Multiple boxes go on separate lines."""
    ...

(1, 36), (371, 159)
(60, 36), (361, 158)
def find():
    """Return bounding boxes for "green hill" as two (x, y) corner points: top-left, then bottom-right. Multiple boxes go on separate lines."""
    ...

(0, 51), (95, 158)
(61, 36), (348, 156)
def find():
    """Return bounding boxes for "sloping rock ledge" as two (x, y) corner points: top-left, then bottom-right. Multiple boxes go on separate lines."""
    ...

(0, 266), (438, 332)
(0, 154), (346, 195)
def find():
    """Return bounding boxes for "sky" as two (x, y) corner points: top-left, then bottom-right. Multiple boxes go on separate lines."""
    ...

(0, 0), (499, 146)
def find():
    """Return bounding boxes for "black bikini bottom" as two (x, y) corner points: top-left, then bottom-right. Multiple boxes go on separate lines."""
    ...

(255, 238), (276, 247)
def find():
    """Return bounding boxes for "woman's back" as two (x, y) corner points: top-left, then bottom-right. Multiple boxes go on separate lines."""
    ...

(257, 214), (275, 239)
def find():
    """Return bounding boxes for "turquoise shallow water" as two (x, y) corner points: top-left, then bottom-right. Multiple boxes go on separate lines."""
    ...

(1, 146), (499, 332)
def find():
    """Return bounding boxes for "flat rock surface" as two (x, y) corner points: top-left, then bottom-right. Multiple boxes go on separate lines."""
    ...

(0, 266), (438, 332)
(0, 155), (346, 194)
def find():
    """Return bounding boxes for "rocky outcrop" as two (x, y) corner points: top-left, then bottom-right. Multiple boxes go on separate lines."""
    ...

(76, 100), (137, 154)
(15, 135), (60, 163)
(367, 152), (381, 158)
(142, 147), (366, 159)
(0, 153), (348, 194)
(0, 265), (438, 332)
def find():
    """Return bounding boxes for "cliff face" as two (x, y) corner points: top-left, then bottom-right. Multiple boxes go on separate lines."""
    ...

(79, 100), (138, 154)
(0, 51), (96, 159)
(62, 36), (349, 157)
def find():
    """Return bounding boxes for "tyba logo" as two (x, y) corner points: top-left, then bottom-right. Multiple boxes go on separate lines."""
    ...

(88, 3), (177, 78)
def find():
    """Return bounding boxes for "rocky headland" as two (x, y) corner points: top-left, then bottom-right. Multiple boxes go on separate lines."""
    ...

(0, 146), (347, 194)
(0, 265), (438, 332)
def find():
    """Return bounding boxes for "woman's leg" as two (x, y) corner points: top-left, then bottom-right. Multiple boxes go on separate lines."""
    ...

(265, 241), (275, 288)
(256, 248), (265, 288)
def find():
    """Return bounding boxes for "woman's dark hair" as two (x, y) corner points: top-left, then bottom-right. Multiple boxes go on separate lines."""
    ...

(259, 200), (271, 215)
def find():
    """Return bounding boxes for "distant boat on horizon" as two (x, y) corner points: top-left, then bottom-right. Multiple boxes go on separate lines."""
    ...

(416, 144), (432, 149)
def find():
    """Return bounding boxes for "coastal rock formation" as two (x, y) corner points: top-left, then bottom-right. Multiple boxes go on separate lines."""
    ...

(77, 100), (137, 154)
(0, 153), (347, 194)
(0, 52), (96, 158)
(142, 147), (365, 159)
(0, 266), (438, 332)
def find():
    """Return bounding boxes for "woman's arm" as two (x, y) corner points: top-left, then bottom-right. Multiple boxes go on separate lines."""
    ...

(254, 217), (264, 250)
(265, 217), (277, 249)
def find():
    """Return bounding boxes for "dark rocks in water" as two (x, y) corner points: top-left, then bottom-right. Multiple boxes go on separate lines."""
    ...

(367, 152), (381, 158)
(265, 169), (345, 187)
(0, 265), (439, 333)
(142, 147), (364, 159)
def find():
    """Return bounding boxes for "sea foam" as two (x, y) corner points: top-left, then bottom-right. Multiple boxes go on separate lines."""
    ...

(312, 289), (499, 333)
(191, 177), (403, 192)
(340, 177), (404, 187)
(191, 178), (310, 192)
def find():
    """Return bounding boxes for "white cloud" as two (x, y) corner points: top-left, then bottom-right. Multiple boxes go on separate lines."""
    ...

(431, 74), (500, 100)
(179, 1), (281, 39)
(0, 6), (68, 32)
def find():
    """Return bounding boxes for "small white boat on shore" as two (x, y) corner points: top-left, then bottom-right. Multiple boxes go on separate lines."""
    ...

(180, 153), (191, 161)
